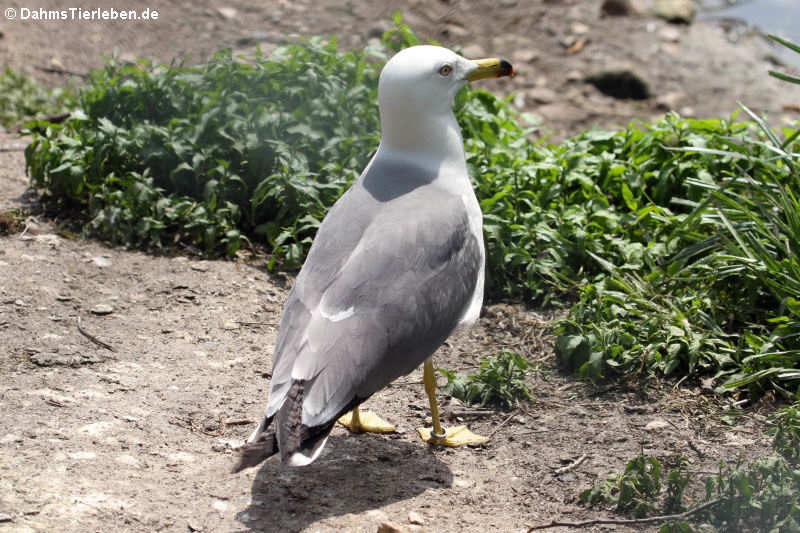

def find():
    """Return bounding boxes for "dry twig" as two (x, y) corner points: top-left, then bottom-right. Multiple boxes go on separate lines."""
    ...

(77, 316), (117, 352)
(553, 453), (588, 475)
(527, 497), (723, 531)
(488, 410), (518, 438)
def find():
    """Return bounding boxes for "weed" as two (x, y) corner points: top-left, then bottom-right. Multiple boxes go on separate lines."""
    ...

(581, 451), (800, 532)
(0, 68), (76, 129)
(440, 350), (533, 409)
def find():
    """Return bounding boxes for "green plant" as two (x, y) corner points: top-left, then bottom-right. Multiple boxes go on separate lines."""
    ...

(771, 400), (800, 464)
(440, 350), (533, 409)
(580, 451), (800, 532)
(0, 67), (76, 128)
(768, 35), (800, 85)
(25, 41), (383, 258)
(580, 454), (686, 518)
(555, 112), (800, 397)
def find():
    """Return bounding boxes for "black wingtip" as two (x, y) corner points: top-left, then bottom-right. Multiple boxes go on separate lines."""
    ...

(231, 432), (279, 473)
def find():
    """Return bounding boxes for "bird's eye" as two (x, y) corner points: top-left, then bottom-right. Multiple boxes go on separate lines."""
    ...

(438, 64), (453, 77)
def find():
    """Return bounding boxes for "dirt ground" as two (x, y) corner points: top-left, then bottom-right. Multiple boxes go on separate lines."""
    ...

(0, 1), (794, 532)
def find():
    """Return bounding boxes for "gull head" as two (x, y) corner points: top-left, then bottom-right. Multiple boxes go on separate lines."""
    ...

(376, 45), (513, 156)
(378, 45), (513, 119)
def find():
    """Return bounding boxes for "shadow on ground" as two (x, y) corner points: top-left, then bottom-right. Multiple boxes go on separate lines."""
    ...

(237, 432), (453, 532)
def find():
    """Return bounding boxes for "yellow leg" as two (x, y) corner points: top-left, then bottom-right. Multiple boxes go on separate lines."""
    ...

(337, 405), (395, 434)
(417, 358), (490, 447)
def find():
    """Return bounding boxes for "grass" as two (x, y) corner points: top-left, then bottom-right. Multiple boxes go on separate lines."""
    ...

(20, 17), (800, 399)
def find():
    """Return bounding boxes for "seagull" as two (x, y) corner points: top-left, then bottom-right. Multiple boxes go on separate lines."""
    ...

(233, 45), (514, 472)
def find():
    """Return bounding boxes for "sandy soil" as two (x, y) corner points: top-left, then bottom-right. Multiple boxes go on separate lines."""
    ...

(0, 1), (793, 532)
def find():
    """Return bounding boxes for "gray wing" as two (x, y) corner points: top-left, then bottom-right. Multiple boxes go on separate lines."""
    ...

(265, 176), (481, 428)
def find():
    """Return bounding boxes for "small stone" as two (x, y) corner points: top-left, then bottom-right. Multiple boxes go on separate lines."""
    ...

(571, 22), (590, 35)
(0, 513), (12, 523)
(69, 451), (97, 460)
(461, 44), (486, 59)
(659, 26), (682, 42)
(565, 69), (584, 83)
(512, 49), (539, 64)
(212, 500), (228, 512)
(222, 320), (239, 331)
(0, 433), (23, 444)
(190, 263), (209, 272)
(655, 91), (685, 110)
(454, 477), (474, 488)
(527, 87), (558, 104)
(644, 419), (671, 431)
(168, 451), (196, 463)
(91, 304), (114, 315)
(115, 454), (140, 467)
(217, 6), (238, 20)
(654, 0), (696, 24)
(92, 256), (112, 268)
(377, 522), (403, 533)
(408, 511), (424, 525)
(443, 24), (469, 38)
(366, 510), (389, 522)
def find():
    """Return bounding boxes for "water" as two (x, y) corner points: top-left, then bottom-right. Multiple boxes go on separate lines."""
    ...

(698, 0), (800, 67)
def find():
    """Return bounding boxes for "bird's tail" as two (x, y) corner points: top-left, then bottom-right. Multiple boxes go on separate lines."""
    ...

(231, 428), (279, 473)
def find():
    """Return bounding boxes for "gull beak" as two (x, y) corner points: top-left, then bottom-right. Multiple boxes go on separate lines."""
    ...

(465, 58), (515, 81)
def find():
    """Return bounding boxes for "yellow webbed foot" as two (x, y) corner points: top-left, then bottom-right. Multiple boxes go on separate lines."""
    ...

(416, 425), (490, 447)
(338, 409), (396, 434)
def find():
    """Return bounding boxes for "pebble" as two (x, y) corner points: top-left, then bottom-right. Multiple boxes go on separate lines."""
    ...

(0, 433), (23, 444)
(69, 451), (97, 460)
(654, 0), (696, 24)
(366, 510), (389, 522)
(659, 26), (682, 42)
(571, 22), (590, 35)
(527, 87), (558, 104)
(461, 44), (486, 59)
(217, 6), (237, 20)
(644, 419), (671, 431)
(212, 500), (228, 512)
(115, 454), (140, 467)
(90, 303), (114, 315)
(408, 511), (424, 525)
(92, 256), (112, 268)
(0, 513), (12, 523)
(377, 522), (403, 533)
(222, 320), (239, 330)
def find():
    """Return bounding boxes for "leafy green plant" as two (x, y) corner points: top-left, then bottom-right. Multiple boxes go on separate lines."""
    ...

(440, 350), (533, 409)
(771, 400), (800, 464)
(26, 40), (384, 258)
(554, 112), (800, 397)
(0, 67), (76, 129)
(580, 451), (800, 532)
(580, 454), (686, 518)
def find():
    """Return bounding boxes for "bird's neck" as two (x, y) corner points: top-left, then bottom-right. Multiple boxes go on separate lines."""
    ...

(378, 110), (467, 174)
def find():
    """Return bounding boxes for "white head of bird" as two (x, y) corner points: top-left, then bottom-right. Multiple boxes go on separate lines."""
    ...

(376, 45), (513, 163)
